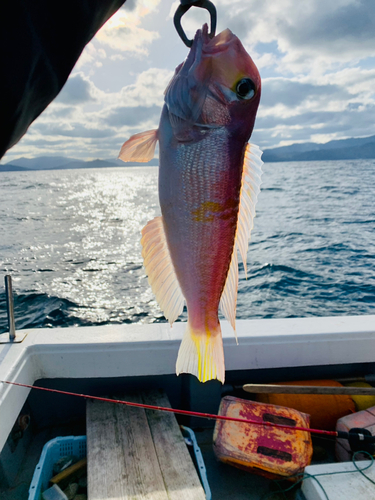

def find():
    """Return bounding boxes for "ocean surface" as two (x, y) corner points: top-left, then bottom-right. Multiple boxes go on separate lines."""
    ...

(1, 160), (375, 334)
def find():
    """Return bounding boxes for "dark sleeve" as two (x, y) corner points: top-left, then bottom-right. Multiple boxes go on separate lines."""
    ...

(0, 0), (126, 159)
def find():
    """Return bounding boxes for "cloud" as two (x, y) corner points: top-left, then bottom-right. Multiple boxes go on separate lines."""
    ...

(116, 67), (173, 107)
(253, 101), (375, 148)
(316, 67), (375, 100)
(97, 25), (159, 54)
(48, 106), (76, 119)
(279, 1), (375, 54)
(96, 0), (161, 55)
(33, 123), (114, 139)
(104, 105), (161, 127)
(4, 128), (125, 161)
(75, 42), (107, 69)
(260, 78), (350, 110)
(17, 137), (69, 147)
(110, 54), (126, 61)
(215, 0), (375, 74)
(55, 73), (97, 104)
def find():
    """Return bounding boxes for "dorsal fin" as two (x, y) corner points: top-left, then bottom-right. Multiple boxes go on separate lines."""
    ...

(236, 143), (263, 275)
(220, 143), (263, 335)
(141, 216), (185, 324)
(220, 248), (239, 342)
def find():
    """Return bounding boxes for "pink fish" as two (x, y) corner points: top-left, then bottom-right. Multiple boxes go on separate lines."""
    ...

(119, 25), (262, 383)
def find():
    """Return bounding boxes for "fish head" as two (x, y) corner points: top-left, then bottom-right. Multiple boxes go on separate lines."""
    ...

(165, 24), (261, 142)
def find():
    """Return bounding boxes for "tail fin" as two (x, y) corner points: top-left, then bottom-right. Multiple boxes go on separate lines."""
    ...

(176, 322), (225, 383)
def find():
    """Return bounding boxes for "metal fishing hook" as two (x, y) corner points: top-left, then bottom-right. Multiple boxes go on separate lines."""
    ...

(174, 0), (217, 48)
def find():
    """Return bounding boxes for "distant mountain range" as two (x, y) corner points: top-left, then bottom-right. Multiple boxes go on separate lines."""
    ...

(261, 134), (375, 162)
(1, 134), (375, 171)
(0, 156), (159, 172)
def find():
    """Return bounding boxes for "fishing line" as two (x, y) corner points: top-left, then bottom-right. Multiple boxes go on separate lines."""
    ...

(0, 379), (350, 437)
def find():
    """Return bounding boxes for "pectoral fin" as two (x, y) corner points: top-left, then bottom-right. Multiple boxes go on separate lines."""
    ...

(220, 143), (263, 336)
(141, 216), (184, 324)
(118, 129), (158, 162)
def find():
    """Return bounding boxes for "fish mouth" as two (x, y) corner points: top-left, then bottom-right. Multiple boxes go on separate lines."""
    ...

(189, 23), (236, 58)
(181, 24), (235, 78)
(201, 25), (236, 54)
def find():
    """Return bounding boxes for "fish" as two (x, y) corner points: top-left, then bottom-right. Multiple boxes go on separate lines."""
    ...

(119, 24), (262, 383)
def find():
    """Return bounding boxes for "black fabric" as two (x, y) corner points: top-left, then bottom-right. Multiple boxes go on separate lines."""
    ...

(0, 0), (126, 159)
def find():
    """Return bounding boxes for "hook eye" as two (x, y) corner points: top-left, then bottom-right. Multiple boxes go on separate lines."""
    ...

(174, 0), (217, 48)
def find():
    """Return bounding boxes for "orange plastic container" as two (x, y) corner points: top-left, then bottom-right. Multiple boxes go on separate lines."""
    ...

(256, 380), (356, 430)
(336, 405), (375, 462)
(213, 396), (313, 479)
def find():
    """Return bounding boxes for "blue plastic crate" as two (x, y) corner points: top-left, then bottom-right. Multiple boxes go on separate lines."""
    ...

(28, 436), (86, 500)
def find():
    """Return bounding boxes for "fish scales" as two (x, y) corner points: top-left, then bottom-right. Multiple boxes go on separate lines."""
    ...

(160, 128), (242, 333)
(119, 24), (262, 383)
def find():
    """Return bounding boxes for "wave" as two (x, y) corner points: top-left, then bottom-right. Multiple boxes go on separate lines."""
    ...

(0, 292), (82, 334)
(0, 290), (171, 335)
(237, 262), (375, 319)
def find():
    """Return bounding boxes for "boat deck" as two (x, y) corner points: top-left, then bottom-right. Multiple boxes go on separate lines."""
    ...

(0, 383), (340, 500)
(1, 317), (375, 499)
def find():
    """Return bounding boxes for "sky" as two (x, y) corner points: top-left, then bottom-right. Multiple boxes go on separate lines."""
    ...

(3, 0), (375, 162)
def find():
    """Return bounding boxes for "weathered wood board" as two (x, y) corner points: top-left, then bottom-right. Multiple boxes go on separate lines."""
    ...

(86, 390), (206, 500)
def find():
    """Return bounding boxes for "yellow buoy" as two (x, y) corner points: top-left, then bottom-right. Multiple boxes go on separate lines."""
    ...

(344, 381), (375, 411)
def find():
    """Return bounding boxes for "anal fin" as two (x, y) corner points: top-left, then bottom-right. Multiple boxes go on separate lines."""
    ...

(141, 216), (184, 324)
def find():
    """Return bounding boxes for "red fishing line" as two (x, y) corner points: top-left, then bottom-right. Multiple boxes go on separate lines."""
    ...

(0, 379), (337, 437)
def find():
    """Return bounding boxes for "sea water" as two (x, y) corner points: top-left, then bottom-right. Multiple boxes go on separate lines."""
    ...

(0, 160), (374, 334)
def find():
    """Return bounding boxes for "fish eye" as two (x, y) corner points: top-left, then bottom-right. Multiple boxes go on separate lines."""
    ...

(235, 78), (256, 100)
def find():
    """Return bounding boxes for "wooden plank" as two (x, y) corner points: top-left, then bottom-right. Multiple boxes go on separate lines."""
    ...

(87, 391), (206, 500)
(86, 396), (169, 500)
(142, 390), (206, 500)
(243, 383), (375, 395)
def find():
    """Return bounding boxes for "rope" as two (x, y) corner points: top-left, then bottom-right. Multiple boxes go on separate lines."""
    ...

(0, 378), (337, 436)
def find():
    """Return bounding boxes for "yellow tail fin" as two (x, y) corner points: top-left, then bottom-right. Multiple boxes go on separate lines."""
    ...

(176, 322), (225, 383)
